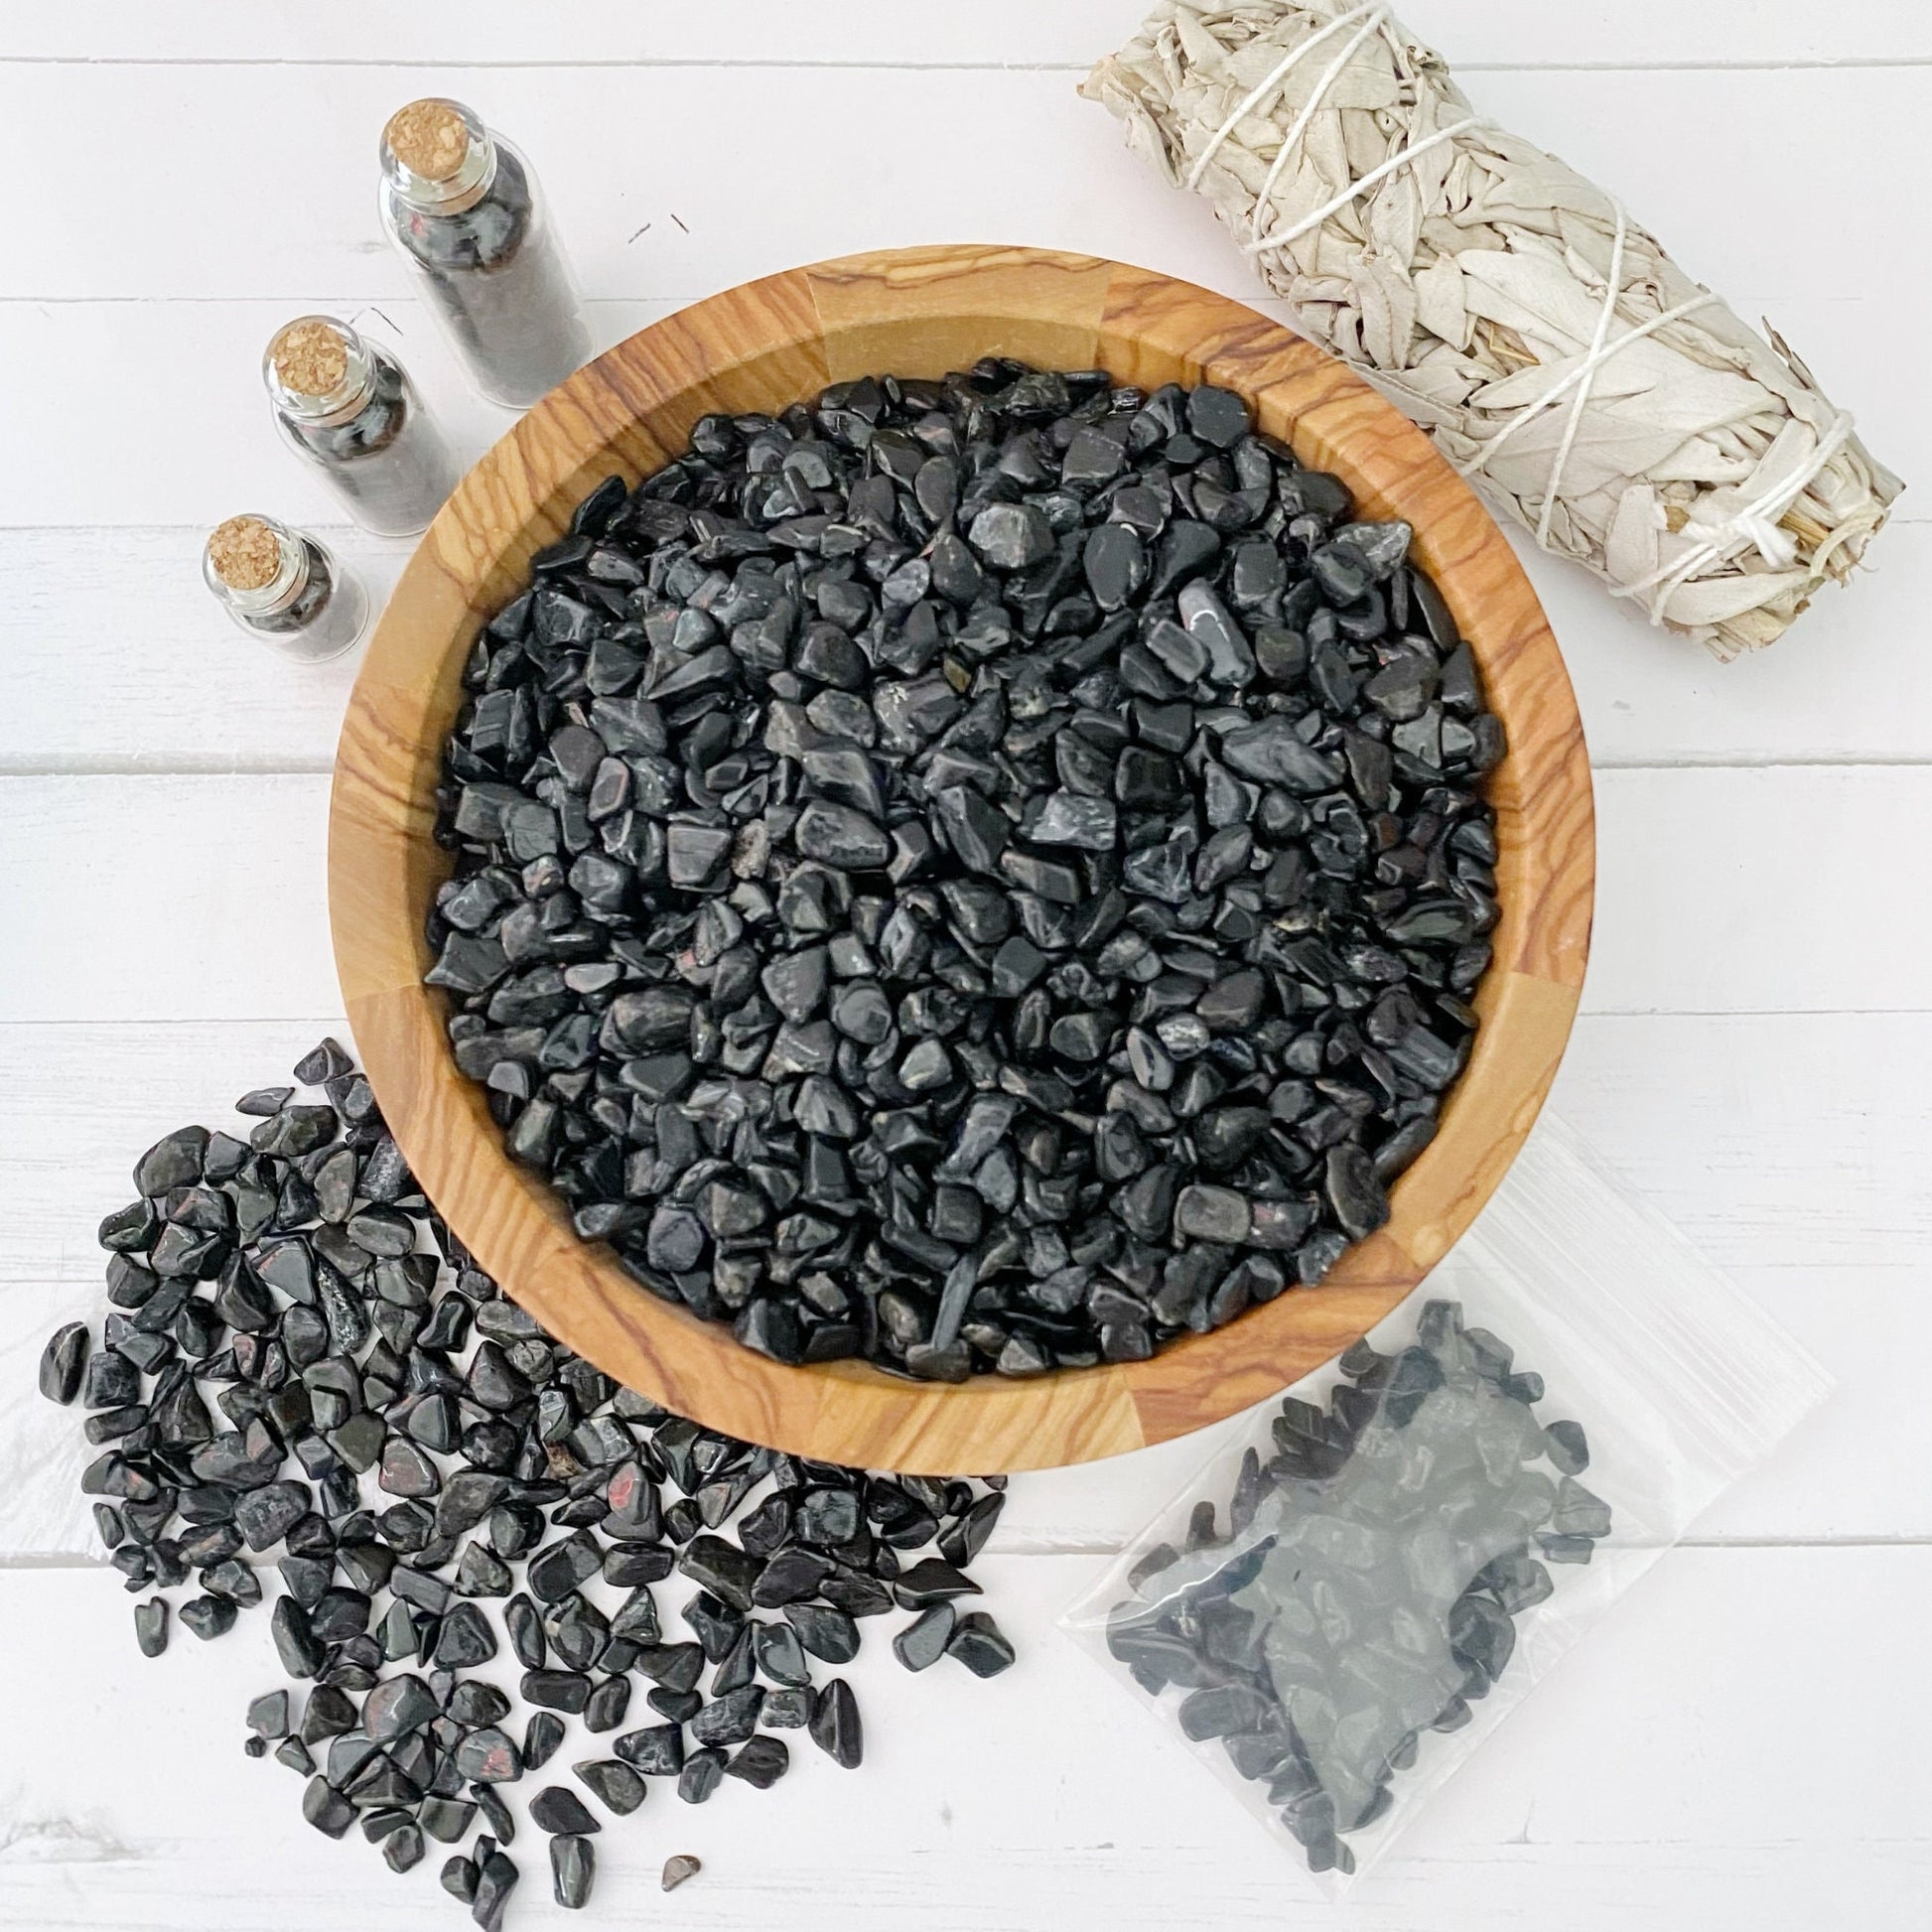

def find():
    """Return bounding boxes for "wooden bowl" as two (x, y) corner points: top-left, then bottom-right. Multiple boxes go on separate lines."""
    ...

(330, 244), (1592, 1474)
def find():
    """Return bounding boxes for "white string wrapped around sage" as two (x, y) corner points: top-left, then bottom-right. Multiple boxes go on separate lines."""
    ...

(1082, 0), (1902, 656)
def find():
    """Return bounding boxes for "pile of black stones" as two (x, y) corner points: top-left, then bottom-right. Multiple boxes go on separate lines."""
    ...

(40, 1041), (1013, 1924)
(430, 359), (1503, 1380)
(1104, 1298), (1610, 1875)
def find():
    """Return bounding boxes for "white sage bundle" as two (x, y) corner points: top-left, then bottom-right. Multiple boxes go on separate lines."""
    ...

(1082, 1), (1902, 655)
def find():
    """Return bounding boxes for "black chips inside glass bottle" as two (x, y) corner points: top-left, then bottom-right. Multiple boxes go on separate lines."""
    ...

(203, 513), (368, 662)
(379, 96), (592, 411)
(261, 315), (457, 538)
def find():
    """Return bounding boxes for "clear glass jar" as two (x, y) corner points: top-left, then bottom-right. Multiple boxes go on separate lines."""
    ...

(203, 514), (368, 662)
(263, 316), (458, 537)
(378, 97), (592, 410)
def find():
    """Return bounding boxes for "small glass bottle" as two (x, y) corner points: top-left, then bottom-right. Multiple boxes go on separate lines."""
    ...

(203, 514), (368, 662)
(263, 316), (458, 537)
(378, 97), (592, 410)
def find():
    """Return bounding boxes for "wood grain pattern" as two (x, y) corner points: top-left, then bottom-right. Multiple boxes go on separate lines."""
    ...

(329, 244), (1593, 1472)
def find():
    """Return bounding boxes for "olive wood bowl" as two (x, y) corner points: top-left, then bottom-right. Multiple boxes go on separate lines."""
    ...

(330, 244), (1592, 1473)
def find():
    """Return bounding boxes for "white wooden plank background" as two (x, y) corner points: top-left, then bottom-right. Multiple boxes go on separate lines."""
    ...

(1, 3), (1927, 1926)
(3, 1550), (1927, 1929)
(6, 1), (1929, 65)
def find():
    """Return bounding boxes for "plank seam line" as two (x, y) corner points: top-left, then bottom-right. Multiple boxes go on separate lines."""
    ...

(971, 1535), (1932, 1554)
(1578, 1006), (1932, 1018)
(1589, 755), (1932, 770)
(1, 56), (1929, 73)
(0, 295), (702, 308)
(0, 1016), (351, 1030)
(0, 760), (341, 777)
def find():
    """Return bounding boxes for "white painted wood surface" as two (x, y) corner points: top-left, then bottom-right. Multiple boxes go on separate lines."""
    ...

(1, 4), (1926, 1925)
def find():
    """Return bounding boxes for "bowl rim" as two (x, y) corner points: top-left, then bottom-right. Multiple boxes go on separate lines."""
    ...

(329, 242), (1593, 1473)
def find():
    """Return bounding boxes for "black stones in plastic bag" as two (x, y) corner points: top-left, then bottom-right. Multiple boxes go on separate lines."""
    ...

(1090, 1299), (1609, 1879)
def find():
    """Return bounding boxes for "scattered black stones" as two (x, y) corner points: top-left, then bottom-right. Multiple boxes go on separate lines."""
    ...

(431, 362), (1502, 1381)
(53, 1040), (1014, 1923)
(1103, 1299), (1605, 1875)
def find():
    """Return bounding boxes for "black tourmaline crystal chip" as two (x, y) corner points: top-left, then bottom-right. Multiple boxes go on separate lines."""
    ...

(725, 1734), (789, 1789)
(245, 1689), (290, 1737)
(528, 1785), (600, 1836)
(38, 1322), (88, 1405)
(808, 1677), (863, 1769)
(133, 1597), (169, 1657)
(472, 1847), (519, 1930)
(430, 362), (1502, 1378)
(551, 1831), (595, 1909)
(946, 1611), (1017, 1679)
(521, 1710), (566, 1771)
(573, 1758), (647, 1816)
(892, 1603), (955, 1672)
(676, 1747), (725, 1804)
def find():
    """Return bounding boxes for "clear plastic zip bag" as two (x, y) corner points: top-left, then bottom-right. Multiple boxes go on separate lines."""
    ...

(1060, 1117), (1832, 1892)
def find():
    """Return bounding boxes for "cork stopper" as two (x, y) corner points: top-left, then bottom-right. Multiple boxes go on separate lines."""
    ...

(207, 516), (284, 592)
(270, 320), (348, 398)
(385, 98), (472, 182)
